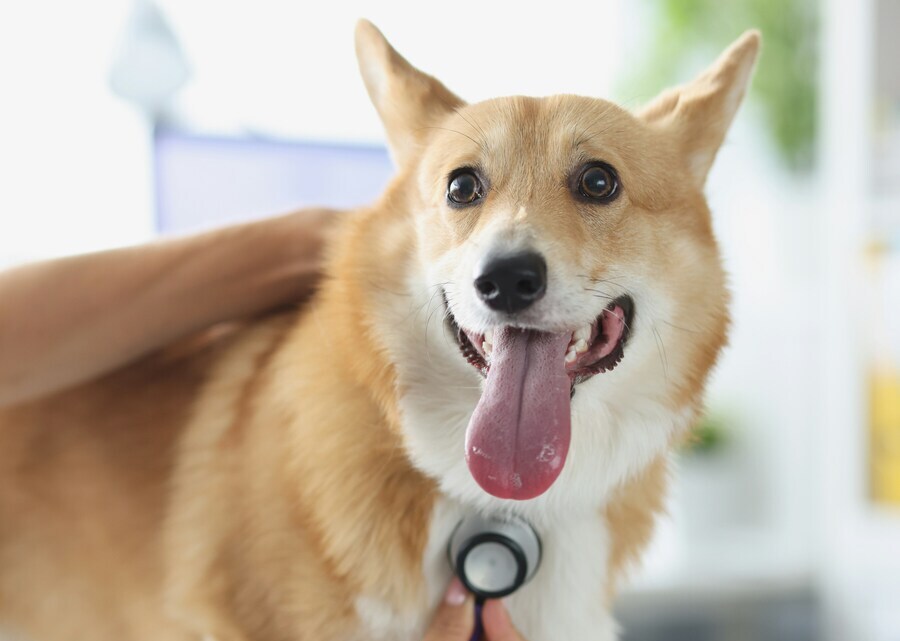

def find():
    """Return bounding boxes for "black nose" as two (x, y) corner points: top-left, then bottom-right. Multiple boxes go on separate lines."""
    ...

(474, 252), (547, 313)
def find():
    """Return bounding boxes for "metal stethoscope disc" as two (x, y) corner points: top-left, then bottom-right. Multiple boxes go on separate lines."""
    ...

(448, 514), (541, 600)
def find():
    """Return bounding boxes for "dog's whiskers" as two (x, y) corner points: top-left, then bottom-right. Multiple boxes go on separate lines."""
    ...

(576, 273), (629, 289)
(651, 324), (670, 381)
(572, 121), (616, 150)
(421, 126), (486, 154)
(422, 287), (450, 364)
(451, 106), (491, 154)
(408, 283), (447, 326)
(584, 287), (616, 302)
(660, 319), (702, 335)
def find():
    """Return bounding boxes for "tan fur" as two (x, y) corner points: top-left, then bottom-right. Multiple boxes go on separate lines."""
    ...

(0, 334), (225, 641)
(603, 456), (669, 602)
(0, 22), (758, 641)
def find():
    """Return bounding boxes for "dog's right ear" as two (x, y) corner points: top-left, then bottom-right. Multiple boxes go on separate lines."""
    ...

(355, 20), (464, 167)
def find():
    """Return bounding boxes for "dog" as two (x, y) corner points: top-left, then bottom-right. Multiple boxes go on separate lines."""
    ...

(0, 20), (759, 641)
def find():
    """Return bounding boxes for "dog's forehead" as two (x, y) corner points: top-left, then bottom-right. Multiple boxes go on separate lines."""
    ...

(423, 94), (647, 200)
(444, 96), (634, 165)
(420, 93), (681, 211)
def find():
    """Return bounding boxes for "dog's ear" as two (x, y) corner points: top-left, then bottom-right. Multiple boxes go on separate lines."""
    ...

(638, 30), (760, 185)
(355, 20), (464, 167)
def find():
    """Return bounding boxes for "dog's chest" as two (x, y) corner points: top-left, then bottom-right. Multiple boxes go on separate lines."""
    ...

(500, 510), (617, 641)
(354, 499), (617, 641)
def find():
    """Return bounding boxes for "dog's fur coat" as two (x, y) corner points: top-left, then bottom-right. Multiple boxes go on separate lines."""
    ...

(0, 21), (759, 641)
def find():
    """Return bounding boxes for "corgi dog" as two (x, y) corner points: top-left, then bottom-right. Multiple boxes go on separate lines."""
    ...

(0, 20), (759, 641)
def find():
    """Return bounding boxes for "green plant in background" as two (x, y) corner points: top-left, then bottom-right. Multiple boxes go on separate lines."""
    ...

(624, 0), (818, 171)
(684, 410), (730, 455)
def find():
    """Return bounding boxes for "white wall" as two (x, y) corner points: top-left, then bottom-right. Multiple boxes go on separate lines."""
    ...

(160, 0), (627, 142)
(0, 0), (155, 265)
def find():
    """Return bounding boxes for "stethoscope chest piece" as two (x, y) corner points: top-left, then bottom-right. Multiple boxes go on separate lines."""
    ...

(447, 514), (541, 600)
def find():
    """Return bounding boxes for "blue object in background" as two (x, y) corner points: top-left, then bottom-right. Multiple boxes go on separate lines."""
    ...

(153, 127), (394, 234)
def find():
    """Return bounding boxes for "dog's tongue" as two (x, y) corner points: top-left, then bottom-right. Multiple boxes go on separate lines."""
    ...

(465, 327), (572, 500)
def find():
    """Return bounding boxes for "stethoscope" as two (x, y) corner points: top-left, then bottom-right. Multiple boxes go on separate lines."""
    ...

(447, 514), (542, 641)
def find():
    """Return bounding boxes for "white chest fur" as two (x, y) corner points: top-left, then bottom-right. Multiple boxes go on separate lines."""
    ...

(487, 508), (617, 641)
(355, 498), (616, 641)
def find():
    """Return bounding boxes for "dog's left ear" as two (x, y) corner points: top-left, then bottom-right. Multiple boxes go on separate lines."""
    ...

(638, 30), (761, 185)
(355, 20), (464, 167)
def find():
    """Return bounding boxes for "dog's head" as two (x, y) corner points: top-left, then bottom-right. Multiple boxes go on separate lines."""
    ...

(355, 21), (758, 509)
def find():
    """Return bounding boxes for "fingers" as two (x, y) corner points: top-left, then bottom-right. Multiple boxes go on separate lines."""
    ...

(481, 599), (526, 641)
(422, 578), (475, 641)
(421, 580), (528, 641)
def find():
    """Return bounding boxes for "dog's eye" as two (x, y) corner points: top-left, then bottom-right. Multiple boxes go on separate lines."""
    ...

(577, 164), (619, 202)
(447, 171), (483, 206)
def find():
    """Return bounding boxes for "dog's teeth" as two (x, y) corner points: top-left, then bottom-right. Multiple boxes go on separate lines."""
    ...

(574, 339), (588, 354)
(565, 350), (577, 364)
(574, 325), (591, 342)
(484, 328), (494, 343)
(483, 340), (493, 356)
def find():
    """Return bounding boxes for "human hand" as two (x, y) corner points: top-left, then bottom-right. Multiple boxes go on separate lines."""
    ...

(423, 578), (528, 641)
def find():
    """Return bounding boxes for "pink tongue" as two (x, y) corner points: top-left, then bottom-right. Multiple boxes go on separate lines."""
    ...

(465, 327), (572, 500)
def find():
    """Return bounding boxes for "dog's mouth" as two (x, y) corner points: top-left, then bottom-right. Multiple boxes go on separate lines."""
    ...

(448, 296), (634, 386)
(444, 294), (635, 502)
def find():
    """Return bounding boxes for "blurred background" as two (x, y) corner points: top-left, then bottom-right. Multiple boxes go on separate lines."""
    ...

(0, 0), (898, 639)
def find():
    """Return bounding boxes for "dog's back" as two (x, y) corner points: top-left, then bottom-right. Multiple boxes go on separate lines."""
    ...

(0, 327), (237, 641)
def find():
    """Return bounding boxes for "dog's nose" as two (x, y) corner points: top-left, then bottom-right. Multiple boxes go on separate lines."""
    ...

(474, 252), (547, 313)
